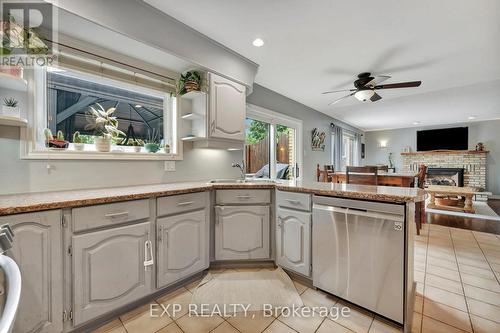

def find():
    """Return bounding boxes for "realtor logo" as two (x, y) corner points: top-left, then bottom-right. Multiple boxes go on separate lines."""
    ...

(1, 0), (56, 66)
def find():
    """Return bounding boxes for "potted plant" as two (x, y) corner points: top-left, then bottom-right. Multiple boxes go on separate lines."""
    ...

(131, 139), (144, 153)
(2, 97), (20, 118)
(44, 129), (69, 149)
(85, 104), (125, 152)
(144, 129), (160, 153)
(72, 131), (85, 151)
(178, 70), (202, 95)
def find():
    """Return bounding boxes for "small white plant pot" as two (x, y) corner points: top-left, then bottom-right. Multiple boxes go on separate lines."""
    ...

(74, 143), (85, 151)
(133, 146), (142, 153)
(95, 137), (112, 152)
(1, 106), (20, 118)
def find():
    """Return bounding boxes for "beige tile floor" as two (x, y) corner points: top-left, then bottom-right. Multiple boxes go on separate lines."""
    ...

(94, 224), (500, 333)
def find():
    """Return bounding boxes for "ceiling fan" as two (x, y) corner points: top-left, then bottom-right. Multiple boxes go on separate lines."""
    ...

(322, 72), (422, 105)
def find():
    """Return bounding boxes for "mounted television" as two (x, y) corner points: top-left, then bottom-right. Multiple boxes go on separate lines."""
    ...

(417, 127), (468, 151)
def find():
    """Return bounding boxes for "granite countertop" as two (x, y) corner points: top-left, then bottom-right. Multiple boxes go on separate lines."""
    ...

(0, 180), (426, 216)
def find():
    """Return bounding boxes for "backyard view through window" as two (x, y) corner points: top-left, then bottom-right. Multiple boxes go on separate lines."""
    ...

(46, 66), (169, 152)
(245, 118), (296, 180)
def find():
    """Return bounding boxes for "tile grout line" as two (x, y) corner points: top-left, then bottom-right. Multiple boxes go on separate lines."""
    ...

(450, 229), (475, 333)
(471, 232), (500, 286)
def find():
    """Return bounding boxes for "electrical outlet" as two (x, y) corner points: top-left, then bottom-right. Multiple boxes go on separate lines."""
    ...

(164, 161), (176, 172)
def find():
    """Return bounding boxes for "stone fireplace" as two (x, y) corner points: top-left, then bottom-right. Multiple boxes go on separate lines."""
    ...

(402, 150), (488, 190)
(426, 168), (464, 187)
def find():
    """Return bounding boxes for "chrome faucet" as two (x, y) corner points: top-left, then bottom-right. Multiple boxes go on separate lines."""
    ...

(232, 162), (245, 180)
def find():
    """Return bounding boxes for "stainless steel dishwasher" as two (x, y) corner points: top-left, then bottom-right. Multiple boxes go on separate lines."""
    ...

(313, 196), (405, 324)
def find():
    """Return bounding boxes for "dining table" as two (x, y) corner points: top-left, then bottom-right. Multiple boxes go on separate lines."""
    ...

(331, 171), (419, 188)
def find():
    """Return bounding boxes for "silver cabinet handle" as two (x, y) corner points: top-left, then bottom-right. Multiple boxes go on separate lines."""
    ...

(143, 240), (154, 270)
(158, 226), (163, 242)
(105, 211), (129, 218)
(236, 195), (252, 199)
(177, 201), (194, 206)
(277, 216), (283, 227)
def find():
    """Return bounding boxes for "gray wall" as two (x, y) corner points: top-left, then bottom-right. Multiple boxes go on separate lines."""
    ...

(364, 120), (500, 195)
(0, 125), (242, 195)
(247, 84), (363, 182)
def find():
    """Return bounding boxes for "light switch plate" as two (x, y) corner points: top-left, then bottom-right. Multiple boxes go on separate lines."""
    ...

(164, 161), (176, 172)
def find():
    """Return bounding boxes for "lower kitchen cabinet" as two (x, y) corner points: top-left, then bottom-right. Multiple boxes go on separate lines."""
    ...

(0, 210), (63, 333)
(72, 222), (153, 326)
(276, 208), (311, 276)
(157, 210), (209, 288)
(215, 205), (270, 260)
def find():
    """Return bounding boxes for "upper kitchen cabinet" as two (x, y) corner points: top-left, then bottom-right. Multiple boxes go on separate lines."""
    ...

(208, 73), (246, 141)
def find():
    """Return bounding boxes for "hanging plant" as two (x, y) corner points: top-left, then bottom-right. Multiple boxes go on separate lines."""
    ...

(177, 70), (202, 95)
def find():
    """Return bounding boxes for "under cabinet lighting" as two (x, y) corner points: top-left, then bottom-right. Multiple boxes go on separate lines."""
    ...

(413, 121), (421, 125)
(468, 116), (476, 120)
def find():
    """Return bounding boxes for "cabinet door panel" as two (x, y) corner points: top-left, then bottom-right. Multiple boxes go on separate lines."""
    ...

(276, 208), (311, 276)
(157, 210), (208, 288)
(209, 73), (246, 140)
(72, 222), (152, 326)
(0, 210), (63, 333)
(215, 206), (270, 260)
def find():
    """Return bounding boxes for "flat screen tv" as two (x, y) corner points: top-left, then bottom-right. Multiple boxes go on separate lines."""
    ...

(416, 127), (468, 151)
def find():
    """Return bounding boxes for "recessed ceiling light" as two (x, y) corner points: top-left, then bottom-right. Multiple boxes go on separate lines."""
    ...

(413, 121), (421, 125)
(468, 116), (476, 120)
(135, 105), (142, 108)
(252, 38), (264, 47)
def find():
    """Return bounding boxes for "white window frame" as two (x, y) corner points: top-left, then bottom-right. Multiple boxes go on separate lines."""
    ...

(20, 65), (183, 161)
(246, 103), (303, 180)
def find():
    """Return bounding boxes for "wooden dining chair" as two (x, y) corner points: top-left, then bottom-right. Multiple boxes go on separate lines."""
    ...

(346, 166), (378, 185)
(316, 164), (335, 182)
(415, 164), (427, 235)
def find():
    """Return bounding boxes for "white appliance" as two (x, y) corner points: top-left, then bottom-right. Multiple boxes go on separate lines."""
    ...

(313, 196), (405, 324)
(0, 225), (21, 333)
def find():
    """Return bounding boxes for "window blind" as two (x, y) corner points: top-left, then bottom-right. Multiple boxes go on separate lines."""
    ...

(55, 44), (176, 93)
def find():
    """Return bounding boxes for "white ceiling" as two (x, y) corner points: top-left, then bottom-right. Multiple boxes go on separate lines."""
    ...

(144, 0), (500, 131)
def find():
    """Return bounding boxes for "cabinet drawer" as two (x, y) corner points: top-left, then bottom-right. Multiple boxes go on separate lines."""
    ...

(277, 190), (311, 212)
(157, 192), (207, 217)
(72, 199), (150, 232)
(216, 189), (270, 205)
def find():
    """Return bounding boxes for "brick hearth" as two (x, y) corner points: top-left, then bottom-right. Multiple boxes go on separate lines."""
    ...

(402, 150), (488, 190)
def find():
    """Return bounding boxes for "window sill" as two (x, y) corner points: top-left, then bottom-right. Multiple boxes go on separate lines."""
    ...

(21, 148), (182, 161)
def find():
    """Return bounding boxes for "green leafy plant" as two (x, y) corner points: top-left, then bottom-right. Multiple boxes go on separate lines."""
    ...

(73, 131), (82, 144)
(56, 130), (65, 141)
(3, 97), (18, 107)
(44, 128), (53, 142)
(246, 120), (290, 145)
(177, 70), (202, 95)
(85, 103), (125, 139)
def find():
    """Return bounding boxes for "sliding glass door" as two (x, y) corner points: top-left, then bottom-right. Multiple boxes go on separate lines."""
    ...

(245, 105), (303, 180)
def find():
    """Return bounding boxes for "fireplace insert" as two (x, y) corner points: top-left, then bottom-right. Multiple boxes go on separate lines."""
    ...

(426, 168), (464, 187)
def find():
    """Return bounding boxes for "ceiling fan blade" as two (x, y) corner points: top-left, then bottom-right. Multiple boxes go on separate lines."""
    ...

(322, 89), (356, 95)
(328, 92), (356, 106)
(370, 92), (382, 102)
(374, 81), (422, 90)
(365, 75), (391, 87)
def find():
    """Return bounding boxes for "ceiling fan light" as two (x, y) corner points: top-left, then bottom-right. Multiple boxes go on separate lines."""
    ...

(354, 89), (375, 101)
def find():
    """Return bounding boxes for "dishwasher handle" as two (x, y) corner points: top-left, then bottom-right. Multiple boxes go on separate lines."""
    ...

(313, 203), (404, 222)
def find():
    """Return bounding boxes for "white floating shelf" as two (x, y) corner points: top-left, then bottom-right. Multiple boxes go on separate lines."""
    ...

(0, 73), (27, 91)
(180, 90), (206, 100)
(181, 112), (204, 120)
(181, 136), (205, 141)
(0, 115), (28, 127)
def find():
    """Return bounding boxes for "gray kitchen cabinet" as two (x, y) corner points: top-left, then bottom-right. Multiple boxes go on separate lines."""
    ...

(208, 73), (246, 141)
(276, 207), (311, 276)
(157, 210), (209, 288)
(72, 222), (153, 326)
(0, 210), (63, 333)
(215, 205), (270, 260)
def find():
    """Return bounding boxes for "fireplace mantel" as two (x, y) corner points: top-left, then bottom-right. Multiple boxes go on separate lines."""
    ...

(401, 150), (489, 156)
